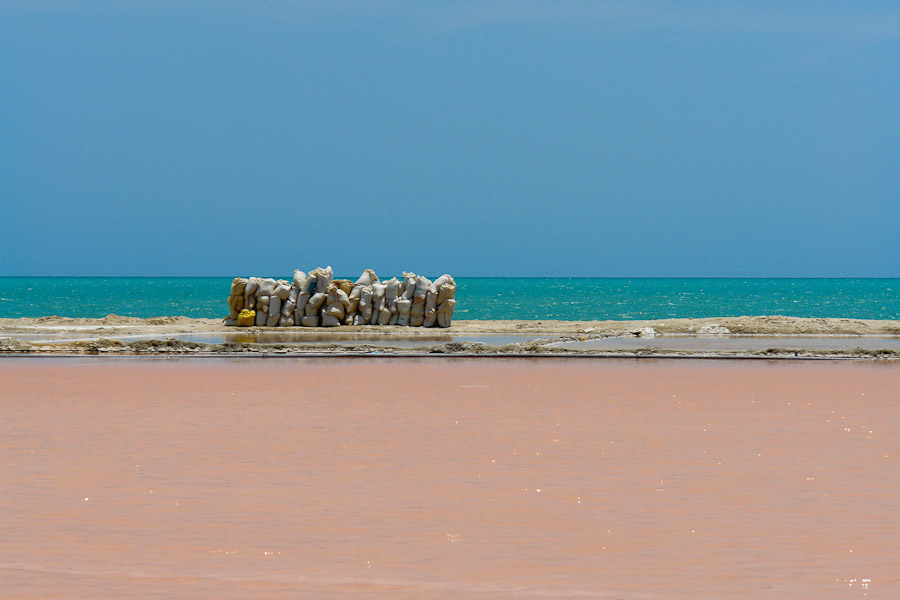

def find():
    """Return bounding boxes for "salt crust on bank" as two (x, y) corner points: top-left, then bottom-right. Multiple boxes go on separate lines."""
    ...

(2, 316), (900, 358)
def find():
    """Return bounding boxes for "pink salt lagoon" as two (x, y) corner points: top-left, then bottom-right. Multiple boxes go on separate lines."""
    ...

(2, 357), (898, 598)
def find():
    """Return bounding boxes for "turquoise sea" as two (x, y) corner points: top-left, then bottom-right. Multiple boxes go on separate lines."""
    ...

(1, 277), (898, 321)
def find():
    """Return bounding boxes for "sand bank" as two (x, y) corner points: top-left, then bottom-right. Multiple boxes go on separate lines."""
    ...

(2, 315), (900, 358)
(2, 358), (898, 599)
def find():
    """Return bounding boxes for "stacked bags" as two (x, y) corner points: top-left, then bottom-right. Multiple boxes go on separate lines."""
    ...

(225, 267), (456, 328)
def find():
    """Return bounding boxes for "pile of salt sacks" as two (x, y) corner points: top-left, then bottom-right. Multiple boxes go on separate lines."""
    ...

(224, 267), (456, 328)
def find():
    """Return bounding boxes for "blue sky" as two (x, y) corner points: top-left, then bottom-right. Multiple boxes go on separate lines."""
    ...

(3, 1), (899, 276)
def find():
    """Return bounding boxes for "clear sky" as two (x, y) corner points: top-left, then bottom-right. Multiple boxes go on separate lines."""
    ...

(3, 1), (899, 277)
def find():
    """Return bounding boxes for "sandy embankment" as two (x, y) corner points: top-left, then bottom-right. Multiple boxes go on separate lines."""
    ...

(2, 315), (900, 357)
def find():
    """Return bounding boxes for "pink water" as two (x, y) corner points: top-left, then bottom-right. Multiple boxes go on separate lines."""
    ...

(2, 358), (898, 598)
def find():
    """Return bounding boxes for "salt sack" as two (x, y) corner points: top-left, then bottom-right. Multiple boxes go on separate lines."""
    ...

(294, 293), (310, 324)
(347, 285), (362, 314)
(320, 266), (334, 293)
(333, 279), (353, 296)
(425, 288), (438, 313)
(437, 283), (455, 305)
(322, 281), (350, 327)
(227, 278), (248, 319)
(244, 277), (259, 310)
(255, 296), (270, 326)
(281, 299), (297, 325)
(409, 276), (430, 326)
(414, 276), (431, 300)
(292, 270), (307, 291)
(384, 278), (401, 324)
(384, 278), (400, 308)
(244, 277), (259, 296)
(305, 292), (326, 317)
(308, 266), (333, 294)
(435, 275), (456, 305)
(437, 298), (456, 328)
(370, 283), (386, 325)
(304, 271), (318, 295)
(401, 272), (417, 300)
(265, 296), (282, 327)
(301, 315), (319, 327)
(355, 269), (379, 287)
(422, 287), (438, 326)
(324, 286), (349, 320)
(281, 286), (298, 321)
(256, 278), (277, 297)
(343, 287), (359, 325)
(397, 298), (412, 326)
(321, 314), (341, 327)
(236, 309), (256, 327)
(267, 295), (282, 316)
(355, 286), (373, 325)
(430, 274), (454, 293)
(409, 304), (425, 326)
(273, 280), (291, 300)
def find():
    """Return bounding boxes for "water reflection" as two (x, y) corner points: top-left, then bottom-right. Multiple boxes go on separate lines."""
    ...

(141, 332), (546, 347)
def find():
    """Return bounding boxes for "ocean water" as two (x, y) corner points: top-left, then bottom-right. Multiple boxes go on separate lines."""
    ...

(0, 277), (898, 321)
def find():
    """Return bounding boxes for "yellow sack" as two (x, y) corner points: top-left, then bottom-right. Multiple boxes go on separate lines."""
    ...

(236, 309), (256, 327)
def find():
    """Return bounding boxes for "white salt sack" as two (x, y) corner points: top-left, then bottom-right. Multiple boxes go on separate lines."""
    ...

(397, 298), (411, 326)
(292, 269), (307, 291)
(304, 272), (318, 295)
(255, 296), (270, 326)
(430, 274), (453, 294)
(315, 266), (333, 294)
(281, 300), (296, 319)
(348, 285), (362, 314)
(370, 283), (386, 325)
(358, 286), (373, 323)
(355, 269), (378, 287)
(256, 278), (277, 297)
(305, 292), (326, 316)
(437, 298), (455, 328)
(402, 272), (417, 300)
(414, 276), (431, 300)
(273, 281), (291, 300)
(321, 314), (341, 327)
(294, 293), (310, 325)
(266, 296), (282, 327)
(425, 289), (438, 313)
(384, 277), (400, 311)
(244, 277), (259, 309)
